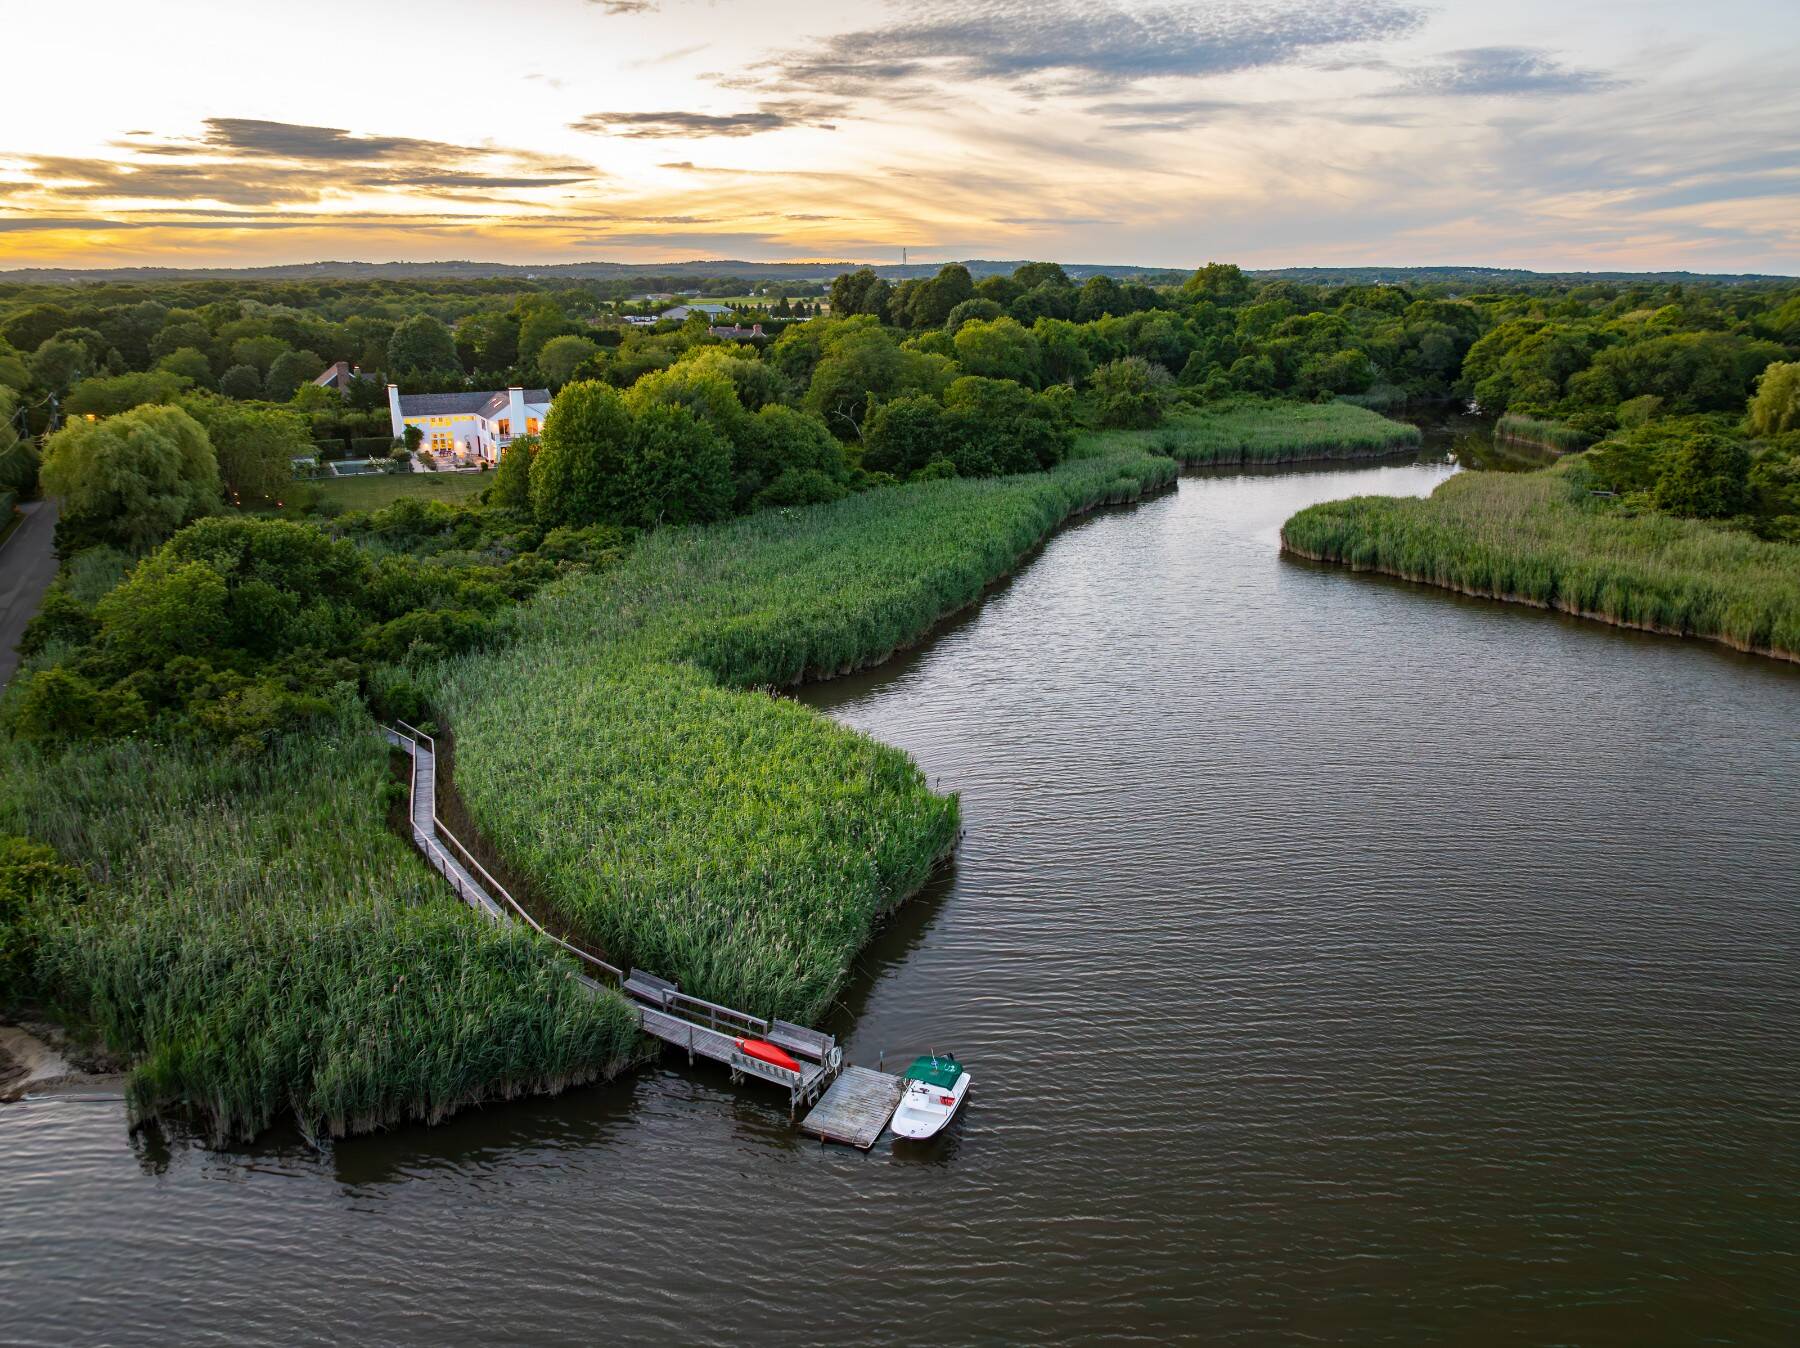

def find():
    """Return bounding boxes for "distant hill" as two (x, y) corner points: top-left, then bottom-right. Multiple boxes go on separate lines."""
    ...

(0, 258), (1181, 285)
(0, 259), (1788, 287)
(1250, 265), (1795, 287)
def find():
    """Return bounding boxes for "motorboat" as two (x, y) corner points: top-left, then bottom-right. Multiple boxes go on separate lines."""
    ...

(889, 1053), (970, 1140)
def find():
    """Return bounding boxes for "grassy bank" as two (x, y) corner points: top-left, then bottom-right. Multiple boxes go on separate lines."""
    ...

(429, 444), (1180, 1023)
(1281, 461), (1800, 660)
(1087, 399), (1421, 466)
(0, 700), (642, 1142)
(1495, 414), (1589, 453)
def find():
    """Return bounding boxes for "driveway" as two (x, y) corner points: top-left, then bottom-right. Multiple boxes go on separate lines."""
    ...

(0, 498), (59, 689)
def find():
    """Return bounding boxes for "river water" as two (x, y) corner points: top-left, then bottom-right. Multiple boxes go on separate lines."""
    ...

(6, 447), (1798, 1346)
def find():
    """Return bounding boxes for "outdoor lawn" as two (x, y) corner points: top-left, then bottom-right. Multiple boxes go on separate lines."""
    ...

(306, 470), (491, 512)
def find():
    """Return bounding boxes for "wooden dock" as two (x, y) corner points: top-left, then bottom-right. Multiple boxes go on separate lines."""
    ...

(801, 1067), (906, 1149)
(385, 722), (845, 1120)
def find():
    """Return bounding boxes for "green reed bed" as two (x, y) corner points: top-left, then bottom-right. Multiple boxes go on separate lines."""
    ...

(1281, 461), (1800, 659)
(430, 446), (1179, 1023)
(0, 700), (642, 1142)
(1089, 399), (1420, 466)
(1495, 413), (1590, 453)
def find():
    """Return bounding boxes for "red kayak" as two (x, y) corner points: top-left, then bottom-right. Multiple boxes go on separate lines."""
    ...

(736, 1038), (801, 1073)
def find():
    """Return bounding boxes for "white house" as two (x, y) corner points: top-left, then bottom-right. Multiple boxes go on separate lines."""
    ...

(387, 384), (551, 465)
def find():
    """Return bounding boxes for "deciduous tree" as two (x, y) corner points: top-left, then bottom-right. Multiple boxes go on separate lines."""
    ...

(40, 404), (220, 551)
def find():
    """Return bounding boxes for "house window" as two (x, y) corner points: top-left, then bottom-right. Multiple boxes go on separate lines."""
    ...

(430, 430), (452, 452)
(496, 419), (510, 438)
(527, 417), (540, 435)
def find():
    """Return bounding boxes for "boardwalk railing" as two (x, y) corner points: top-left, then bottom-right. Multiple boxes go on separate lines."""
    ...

(387, 720), (622, 981)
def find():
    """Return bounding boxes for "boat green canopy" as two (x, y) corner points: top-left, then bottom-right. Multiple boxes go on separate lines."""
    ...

(904, 1055), (962, 1089)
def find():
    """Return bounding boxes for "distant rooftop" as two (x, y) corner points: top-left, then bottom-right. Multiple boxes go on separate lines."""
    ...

(396, 388), (549, 417)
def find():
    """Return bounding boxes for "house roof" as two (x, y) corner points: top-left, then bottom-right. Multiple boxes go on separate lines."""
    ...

(661, 303), (732, 318)
(312, 361), (356, 387)
(397, 389), (550, 417)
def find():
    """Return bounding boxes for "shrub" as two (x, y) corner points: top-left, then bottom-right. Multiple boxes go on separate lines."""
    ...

(1092, 356), (1166, 429)
(0, 836), (86, 1008)
(490, 434), (538, 511)
(1653, 433), (1751, 519)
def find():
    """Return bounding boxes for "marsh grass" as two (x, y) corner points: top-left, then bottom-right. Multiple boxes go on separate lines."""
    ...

(1495, 414), (1590, 453)
(430, 446), (1180, 1023)
(0, 700), (641, 1142)
(1085, 400), (1419, 467)
(1282, 461), (1800, 659)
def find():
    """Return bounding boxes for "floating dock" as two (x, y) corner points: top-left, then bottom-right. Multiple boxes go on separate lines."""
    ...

(801, 1067), (906, 1149)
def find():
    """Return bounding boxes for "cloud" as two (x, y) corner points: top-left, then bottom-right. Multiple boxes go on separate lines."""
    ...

(1404, 47), (1621, 97)
(755, 0), (1426, 97)
(625, 42), (710, 70)
(1085, 97), (1245, 131)
(19, 118), (596, 209)
(0, 216), (149, 232)
(571, 101), (843, 138)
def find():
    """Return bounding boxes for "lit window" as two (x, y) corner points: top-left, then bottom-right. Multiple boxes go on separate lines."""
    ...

(527, 417), (540, 434)
(496, 419), (511, 437)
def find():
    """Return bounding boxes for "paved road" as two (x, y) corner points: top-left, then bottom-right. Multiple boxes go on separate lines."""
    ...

(0, 498), (59, 689)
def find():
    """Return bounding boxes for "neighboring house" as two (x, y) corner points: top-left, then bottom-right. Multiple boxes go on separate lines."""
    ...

(312, 361), (362, 392)
(622, 315), (660, 327)
(386, 384), (550, 464)
(660, 303), (733, 322)
(708, 323), (767, 341)
(627, 291), (676, 303)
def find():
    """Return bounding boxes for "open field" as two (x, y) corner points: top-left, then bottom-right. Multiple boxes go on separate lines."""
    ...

(307, 470), (492, 513)
(1282, 460), (1800, 660)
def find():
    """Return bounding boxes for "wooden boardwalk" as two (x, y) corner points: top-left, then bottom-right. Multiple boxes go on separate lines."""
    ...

(385, 722), (846, 1121)
(801, 1067), (906, 1149)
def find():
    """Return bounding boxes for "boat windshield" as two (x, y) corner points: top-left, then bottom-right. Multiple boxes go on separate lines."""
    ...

(904, 1056), (962, 1090)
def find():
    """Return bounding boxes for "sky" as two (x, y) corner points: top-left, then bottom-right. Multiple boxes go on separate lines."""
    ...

(3, 0), (1797, 273)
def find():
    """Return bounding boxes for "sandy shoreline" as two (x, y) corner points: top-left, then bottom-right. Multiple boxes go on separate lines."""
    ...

(0, 1022), (125, 1102)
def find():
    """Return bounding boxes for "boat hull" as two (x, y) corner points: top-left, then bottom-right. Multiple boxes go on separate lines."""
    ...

(889, 1072), (971, 1140)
